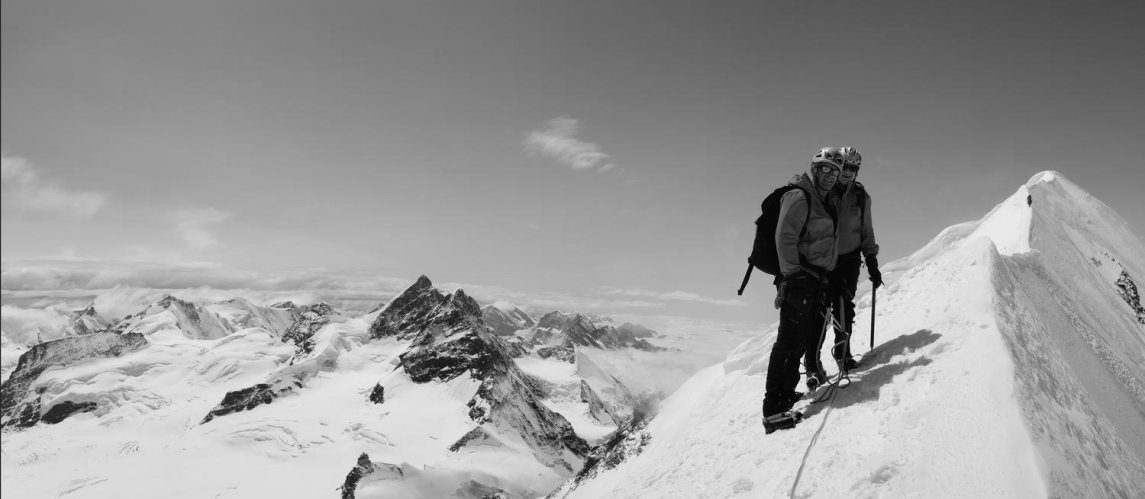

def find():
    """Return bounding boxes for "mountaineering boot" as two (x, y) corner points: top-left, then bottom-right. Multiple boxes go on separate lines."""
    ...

(778, 391), (804, 414)
(806, 371), (827, 391)
(841, 356), (860, 371)
(763, 411), (804, 434)
(832, 344), (859, 372)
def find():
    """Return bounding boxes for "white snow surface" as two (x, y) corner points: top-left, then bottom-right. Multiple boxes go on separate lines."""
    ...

(0, 297), (629, 498)
(556, 172), (1145, 498)
(4, 172), (1144, 498)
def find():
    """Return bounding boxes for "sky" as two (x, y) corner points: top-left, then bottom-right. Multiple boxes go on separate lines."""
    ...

(3, 0), (1144, 329)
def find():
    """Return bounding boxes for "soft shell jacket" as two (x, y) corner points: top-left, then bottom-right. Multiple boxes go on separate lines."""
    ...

(832, 181), (879, 258)
(775, 174), (838, 276)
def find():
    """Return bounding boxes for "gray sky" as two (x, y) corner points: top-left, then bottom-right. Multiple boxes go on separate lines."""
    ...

(4, 0), (1144, 327)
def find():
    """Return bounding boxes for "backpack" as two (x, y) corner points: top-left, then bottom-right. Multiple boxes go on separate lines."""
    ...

(737, 184), (810, 295)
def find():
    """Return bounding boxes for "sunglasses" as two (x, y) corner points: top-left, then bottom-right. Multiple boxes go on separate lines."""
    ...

(842, 163), (860, 172)
(815, 165), (840, 176)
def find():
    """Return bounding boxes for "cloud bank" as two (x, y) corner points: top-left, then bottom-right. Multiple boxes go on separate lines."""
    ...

(0, 155), (106, 218)
(523, 117), (617, 172)
(596, 286), (746, 307)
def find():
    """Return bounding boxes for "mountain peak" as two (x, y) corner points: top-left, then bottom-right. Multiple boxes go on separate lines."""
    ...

(1026, 170), (1060, 186)
(412, 275), (433, 290)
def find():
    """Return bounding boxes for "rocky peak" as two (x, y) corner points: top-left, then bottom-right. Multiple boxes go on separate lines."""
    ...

(68, 303), (108, 336)
(368, 277), (448, 339)
(282, 302), (343, 353)
(482, 305), (536, 337)
(396, 291), (506, 383)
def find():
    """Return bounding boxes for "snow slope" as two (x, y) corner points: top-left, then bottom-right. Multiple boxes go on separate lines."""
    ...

(556, 171), (1145, 498)
(1, 278), (640, 498)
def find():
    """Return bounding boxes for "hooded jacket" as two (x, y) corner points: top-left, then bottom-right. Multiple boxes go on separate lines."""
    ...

(832, 181), (879, 258)
(775, 173), (839, 276)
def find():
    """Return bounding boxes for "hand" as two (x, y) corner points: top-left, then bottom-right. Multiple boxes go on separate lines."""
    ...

(774, 281), (786, 309)
(866, 256), (883, 289)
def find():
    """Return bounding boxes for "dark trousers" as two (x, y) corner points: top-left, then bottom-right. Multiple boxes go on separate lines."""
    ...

(831, 251), (862, 360)
(803, 251), (861, 375)
(763, 273), (827, 416)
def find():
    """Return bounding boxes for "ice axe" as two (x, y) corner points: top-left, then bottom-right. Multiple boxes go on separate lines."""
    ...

(869, 286), (877, 349)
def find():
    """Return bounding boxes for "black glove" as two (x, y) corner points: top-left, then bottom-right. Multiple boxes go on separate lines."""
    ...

(866, 256), (883, 289)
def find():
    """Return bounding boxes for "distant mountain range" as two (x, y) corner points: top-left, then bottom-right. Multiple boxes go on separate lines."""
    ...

(1, 275), (665, 498)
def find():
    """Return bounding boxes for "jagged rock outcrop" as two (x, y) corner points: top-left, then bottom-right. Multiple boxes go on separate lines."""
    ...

(200, 383), (276, 424)
(40, 400), (99, 424)
(281, 302), (342, 353)
(368, 384), (385, 404)
(1115, 271), (1145, 324)
(339, 452), (404, 499)
(500, 336), (530, 358)
(537, 346), (575, 363)
(550, 415), (654, 497)
(1, 332), (148, 429)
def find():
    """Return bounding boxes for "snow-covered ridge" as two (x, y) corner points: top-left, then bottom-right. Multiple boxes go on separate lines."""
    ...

(555, 171), (1145, 498)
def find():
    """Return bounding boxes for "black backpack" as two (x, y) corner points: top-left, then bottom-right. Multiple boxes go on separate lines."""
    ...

(737, 184), (810, 295)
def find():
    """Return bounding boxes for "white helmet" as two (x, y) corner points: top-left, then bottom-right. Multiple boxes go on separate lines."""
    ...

(812, 147), (843, 168)
(839, 146), (862, 168)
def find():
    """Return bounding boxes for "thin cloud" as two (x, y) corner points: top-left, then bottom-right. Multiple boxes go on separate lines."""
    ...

(596, 286), (746, 307)
(0, 154), (106, 218)
(445, 280), (665, 314)
(169, 208), (231, 250)
(523, 116), (616, 172)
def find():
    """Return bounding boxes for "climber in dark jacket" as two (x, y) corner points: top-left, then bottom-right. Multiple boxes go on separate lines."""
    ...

(762, 147), (842, 434)
(804, 146), (882, 385)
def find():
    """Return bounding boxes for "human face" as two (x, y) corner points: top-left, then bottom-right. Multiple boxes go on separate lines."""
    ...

(838, 162), (859, 185)
(813, 163), (839, 190)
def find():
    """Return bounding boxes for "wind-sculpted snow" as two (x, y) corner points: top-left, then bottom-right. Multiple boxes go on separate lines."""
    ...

(1, 332), (149, 428)
(554, 172), (1145, 498)
(202, 306), (357, 424)
(108, 295), (234, 340)
(207, 297), (299, 337)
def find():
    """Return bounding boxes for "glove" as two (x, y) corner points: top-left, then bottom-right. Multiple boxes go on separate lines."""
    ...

(866, 256), (883, 289)
(774, 280), (786, 309)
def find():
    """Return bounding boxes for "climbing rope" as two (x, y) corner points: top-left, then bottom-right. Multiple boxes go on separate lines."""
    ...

(790, 295), (857, 498)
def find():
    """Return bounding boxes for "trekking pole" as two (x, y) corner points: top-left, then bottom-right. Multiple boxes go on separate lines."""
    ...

(869, 286), (877, 349)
